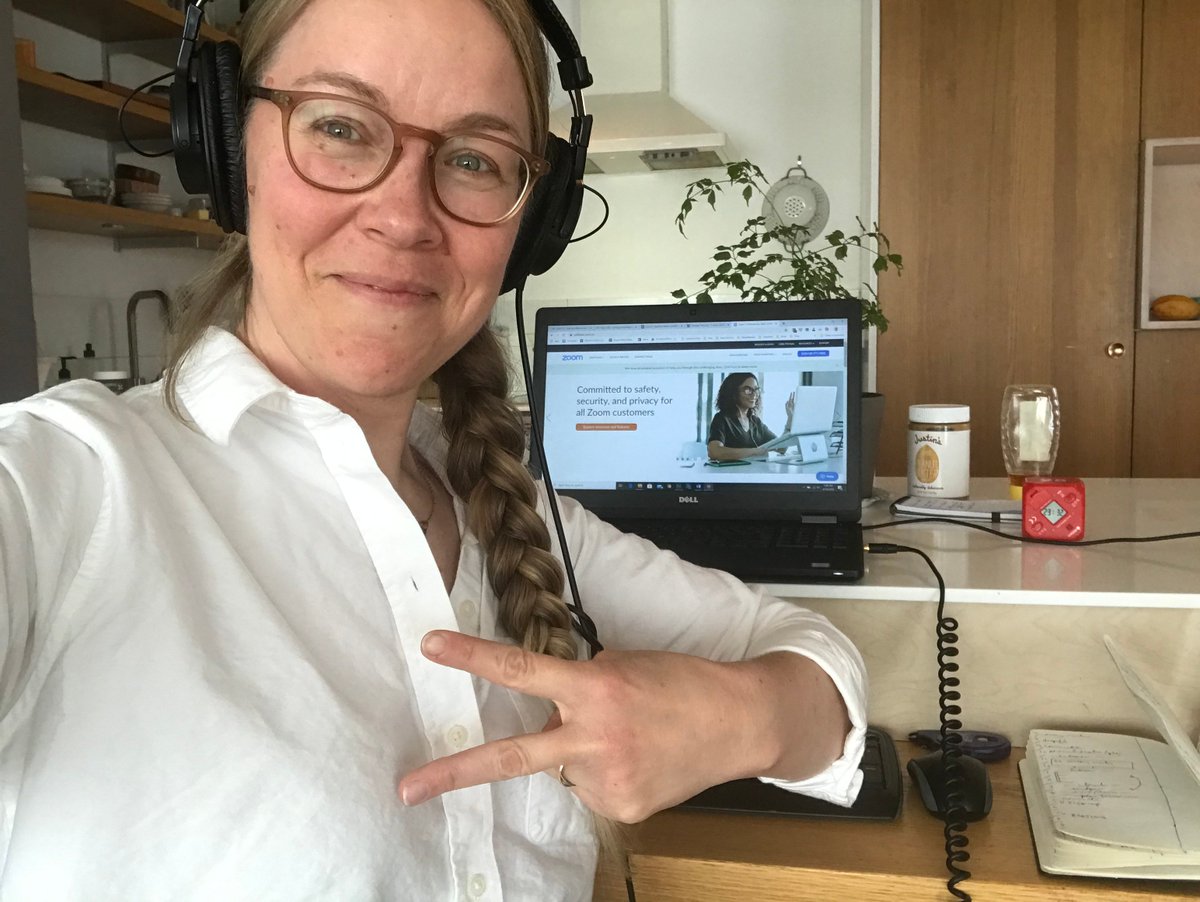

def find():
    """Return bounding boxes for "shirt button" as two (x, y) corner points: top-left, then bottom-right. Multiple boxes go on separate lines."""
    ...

(468, 874), (487, 897)
(459, 599), (478, 624)
(447, 724), (469, 750)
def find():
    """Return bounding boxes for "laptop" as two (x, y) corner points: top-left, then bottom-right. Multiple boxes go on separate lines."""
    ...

(532, 299), (864, 582)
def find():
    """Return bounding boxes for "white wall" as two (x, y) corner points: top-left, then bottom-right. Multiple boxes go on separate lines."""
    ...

(28, 234), (209, 387)
(494, 0), (878, 390)
(1147, 163), (1200, 302)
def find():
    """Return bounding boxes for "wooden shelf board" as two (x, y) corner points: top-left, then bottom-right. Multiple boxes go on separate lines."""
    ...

(13, 0), (231, 44)
(26, 193), (225, 249)
(1140, 319), (1200, 331)
(1148, 138), (1200, 166)
(18, 65), (169, 142)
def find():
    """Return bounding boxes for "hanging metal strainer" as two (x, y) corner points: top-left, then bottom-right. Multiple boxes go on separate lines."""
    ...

(761, 157), (830, 247)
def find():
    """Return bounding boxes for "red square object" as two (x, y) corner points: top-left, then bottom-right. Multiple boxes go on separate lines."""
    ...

(1022, 477), (1086, 542)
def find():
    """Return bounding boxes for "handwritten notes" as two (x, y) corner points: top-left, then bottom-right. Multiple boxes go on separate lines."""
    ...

(1022, 638), (1200, 877)
(1028, 730), (1197, 852)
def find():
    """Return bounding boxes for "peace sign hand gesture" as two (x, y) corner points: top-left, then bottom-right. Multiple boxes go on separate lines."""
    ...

(396, 630), (846, 824)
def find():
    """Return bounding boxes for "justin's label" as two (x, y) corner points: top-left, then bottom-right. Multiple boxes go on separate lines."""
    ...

(908, 429), (970, 498)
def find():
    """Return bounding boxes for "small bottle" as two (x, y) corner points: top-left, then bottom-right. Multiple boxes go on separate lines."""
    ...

(908, 404), (971, 498)
(1000, 385), (1060, 500)
(80, 342), (97, 380)
(57, 356), (77, 383)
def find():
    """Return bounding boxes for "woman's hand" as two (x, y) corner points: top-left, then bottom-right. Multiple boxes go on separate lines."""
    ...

(396, 630), (847, 823)
(784, 391), (796, 420)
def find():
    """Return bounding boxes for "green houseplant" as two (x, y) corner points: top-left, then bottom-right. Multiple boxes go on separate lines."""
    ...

(670, 159), (903, 497)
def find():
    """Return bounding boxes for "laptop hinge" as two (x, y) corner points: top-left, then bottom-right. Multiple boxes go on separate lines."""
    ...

(800, 514), (839, 525)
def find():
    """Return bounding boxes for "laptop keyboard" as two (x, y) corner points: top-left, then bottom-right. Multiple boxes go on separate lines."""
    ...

(677, 727), (902, 820)
(609, 518), (857, 553)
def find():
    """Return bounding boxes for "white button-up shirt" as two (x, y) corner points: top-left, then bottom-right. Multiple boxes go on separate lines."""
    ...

(0, 329), (866, 901)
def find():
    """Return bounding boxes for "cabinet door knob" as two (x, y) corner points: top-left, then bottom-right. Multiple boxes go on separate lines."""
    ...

(1105, 342), (1125, 358)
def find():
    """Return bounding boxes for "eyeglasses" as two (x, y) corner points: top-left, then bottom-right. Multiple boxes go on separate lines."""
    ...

(247, 86), (550, 227)
(740, 386), (762, 395)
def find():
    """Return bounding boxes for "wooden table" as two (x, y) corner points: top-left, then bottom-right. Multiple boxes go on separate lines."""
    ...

(594, 741), (1198, 901)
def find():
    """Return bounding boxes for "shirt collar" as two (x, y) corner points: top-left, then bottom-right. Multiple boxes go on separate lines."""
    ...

(175, 328), (453, 472)
(175, 327), (308, 445)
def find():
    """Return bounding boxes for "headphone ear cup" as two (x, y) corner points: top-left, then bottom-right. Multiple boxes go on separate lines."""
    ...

(501, 134), (581, 295)
(195, 41), (246, 234)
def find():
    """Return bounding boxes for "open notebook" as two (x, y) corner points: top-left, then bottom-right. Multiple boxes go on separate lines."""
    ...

(1020, 636), (1200, 880)
(532, 300), (864, 582)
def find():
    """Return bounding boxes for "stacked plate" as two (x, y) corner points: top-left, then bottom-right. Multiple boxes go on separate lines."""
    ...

(26, 175), (72, 197)
(119, 191), (173, 213)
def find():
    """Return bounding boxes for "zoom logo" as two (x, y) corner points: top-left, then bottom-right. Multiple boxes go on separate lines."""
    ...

(560, 354), (584, 361)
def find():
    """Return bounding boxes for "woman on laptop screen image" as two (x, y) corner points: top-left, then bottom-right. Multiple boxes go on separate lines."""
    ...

(0, 0), (867, 897)
(707, 372), (797, 461)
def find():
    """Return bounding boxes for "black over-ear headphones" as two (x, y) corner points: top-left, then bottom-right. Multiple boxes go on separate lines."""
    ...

(169, 0), (592, 295)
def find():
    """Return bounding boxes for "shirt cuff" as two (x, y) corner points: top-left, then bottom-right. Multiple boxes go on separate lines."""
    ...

(754, 644), (869, 807)
(758, 719), (867, 807)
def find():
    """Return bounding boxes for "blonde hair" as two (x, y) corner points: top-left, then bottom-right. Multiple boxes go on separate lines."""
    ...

(163, 0), (575, 660)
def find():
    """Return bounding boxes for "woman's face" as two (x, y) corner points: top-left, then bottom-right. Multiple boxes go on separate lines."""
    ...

(737, 377), (760, 412)
(241, 0), (531, 406)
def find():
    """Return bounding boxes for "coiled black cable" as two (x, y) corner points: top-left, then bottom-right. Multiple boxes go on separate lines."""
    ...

(868, 542), (972, 900)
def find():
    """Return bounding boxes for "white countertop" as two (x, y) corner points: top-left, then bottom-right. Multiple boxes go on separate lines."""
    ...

(763, 477), (1200, 608)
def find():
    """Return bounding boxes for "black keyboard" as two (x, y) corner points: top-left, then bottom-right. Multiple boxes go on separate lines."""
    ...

(676, 727), (902, 821)
(608, 518), (858, 553)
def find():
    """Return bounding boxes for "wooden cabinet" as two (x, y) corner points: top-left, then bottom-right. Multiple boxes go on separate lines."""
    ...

(877, 0), (1142, 478)
(877, 0), (1198, 478)
(1132, 0), (1200, 477)
(1140, 0), (1200, 138)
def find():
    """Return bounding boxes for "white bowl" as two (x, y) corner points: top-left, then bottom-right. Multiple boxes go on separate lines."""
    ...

(26, 176), (68, 192)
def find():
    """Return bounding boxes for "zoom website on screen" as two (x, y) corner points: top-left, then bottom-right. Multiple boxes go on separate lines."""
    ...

(541, 316), (851, 494)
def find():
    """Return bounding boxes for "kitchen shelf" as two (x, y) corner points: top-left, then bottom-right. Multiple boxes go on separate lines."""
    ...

(1137, 137), (1200, 330)
(17, 64), (170, 143)
(26, 192), (225, 250)
(12, 0), (234, 65)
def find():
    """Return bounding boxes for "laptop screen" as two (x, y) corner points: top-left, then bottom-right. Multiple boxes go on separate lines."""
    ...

(532, 299), (862, 520)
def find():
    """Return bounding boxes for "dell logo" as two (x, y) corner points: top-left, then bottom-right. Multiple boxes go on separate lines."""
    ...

(560, 354), (584, 361)
(678, 496), (699, 504)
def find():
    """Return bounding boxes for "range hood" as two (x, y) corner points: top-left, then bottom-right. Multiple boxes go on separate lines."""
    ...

(549, 0), (728, 175)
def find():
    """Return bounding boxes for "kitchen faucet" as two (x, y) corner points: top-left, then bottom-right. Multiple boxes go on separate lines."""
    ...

(126, 290), (172, 386)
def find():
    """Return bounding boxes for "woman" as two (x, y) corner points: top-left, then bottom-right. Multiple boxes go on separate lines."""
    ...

(0, 0), (866, 898)
(707, 372), (797, 461)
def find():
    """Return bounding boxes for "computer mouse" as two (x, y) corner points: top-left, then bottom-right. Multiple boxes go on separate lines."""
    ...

(906, 750), (992, 821)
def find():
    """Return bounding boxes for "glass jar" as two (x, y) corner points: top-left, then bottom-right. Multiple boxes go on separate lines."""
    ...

(93, 370), (131, 394)
(1000, 384), (1060, 499)
(907, 404), (971, 498)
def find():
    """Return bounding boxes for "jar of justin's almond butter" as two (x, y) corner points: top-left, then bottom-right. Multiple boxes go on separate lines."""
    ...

(907, 404), (971, 498)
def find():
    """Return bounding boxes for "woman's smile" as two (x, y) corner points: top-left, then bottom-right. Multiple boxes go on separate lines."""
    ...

(328, 272), (439, 308)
